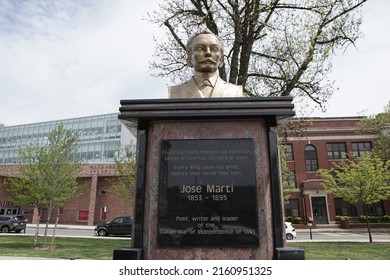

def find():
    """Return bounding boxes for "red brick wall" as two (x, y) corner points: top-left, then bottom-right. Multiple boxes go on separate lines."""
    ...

(94, 176), (134, 223)
(0, 163), (134, 225)
(283, 117), (390, 223)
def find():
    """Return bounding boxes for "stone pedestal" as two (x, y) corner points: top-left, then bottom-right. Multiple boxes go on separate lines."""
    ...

(119, 97), (294, 260)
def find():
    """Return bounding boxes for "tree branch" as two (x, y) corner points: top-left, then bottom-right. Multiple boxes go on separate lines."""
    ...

(164, 20), (186, 51)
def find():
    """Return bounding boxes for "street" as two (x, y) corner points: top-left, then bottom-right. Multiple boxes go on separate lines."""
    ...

(3, 225), (386, 242)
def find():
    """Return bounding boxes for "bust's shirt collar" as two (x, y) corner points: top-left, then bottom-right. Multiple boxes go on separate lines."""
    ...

(193, 71), (219, 87)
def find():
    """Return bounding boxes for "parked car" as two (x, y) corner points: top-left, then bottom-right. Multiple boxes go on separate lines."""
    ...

(284, 222), (296, 240)
(94, 216), (133, 237)
(0, 215), (27, 233)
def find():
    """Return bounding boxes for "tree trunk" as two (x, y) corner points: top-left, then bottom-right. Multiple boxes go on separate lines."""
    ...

(50, 214), (60, 249)
(363, 203), (373, 243)
(43, 204), (53, 246)
(33, 207), (41, 247)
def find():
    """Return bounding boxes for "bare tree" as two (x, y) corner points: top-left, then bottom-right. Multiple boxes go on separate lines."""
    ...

(147, 0), (366, 111)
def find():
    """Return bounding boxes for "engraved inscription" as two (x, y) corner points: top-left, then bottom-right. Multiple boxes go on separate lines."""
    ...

(158, 139), (259, 247)
(180, 183), (234, 193)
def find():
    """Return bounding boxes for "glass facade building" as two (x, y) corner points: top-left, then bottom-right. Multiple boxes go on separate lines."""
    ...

(0, 113), (135, 164)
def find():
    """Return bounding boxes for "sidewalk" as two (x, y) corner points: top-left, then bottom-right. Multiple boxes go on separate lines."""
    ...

(26, 223), (95, 230)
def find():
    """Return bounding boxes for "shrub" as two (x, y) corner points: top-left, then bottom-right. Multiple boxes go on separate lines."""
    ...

(359, 215), (379, 223)
(335, 216), (349, 223)
(383, 215), (390, 223)
(285, 216), (293, 222)
(292, 216), (302, 224)
(370, 216), (379, 223)
(284, 216), (302, 224)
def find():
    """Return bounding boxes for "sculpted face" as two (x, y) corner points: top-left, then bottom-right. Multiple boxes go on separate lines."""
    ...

(189, 33), (223, 73)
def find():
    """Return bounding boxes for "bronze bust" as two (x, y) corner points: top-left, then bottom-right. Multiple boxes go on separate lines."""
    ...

(168, 29), (243, 98)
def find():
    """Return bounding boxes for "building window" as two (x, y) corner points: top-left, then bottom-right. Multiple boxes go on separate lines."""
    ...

(304, 145), (318, 171)
(352, 142), (372, 158)
(327, 143), (347, 160)
(367, 201), (384, 216)
(285, 199), (299, 217)
(78, 210), (89, 221)
(58, 207), (64, 215)
(22, 208), (34, 215)
(284, 144), (294, 161)
(334, 198), (357, 217)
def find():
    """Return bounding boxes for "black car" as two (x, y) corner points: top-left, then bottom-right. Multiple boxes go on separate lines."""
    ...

(94, 216), (133, 236)
(0, 215), (27, 233)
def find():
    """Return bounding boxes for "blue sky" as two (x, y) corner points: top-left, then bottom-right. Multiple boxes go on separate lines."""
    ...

(0, 0), (389, 126)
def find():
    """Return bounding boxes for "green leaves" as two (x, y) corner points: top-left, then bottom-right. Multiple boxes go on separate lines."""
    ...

(5, 124), (85, 209)
(319, 152), (390, 242)
(318, 153), (390, 206)
(109, 145), (136, 206)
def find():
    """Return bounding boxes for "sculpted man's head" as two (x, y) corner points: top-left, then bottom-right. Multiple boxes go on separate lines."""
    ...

(168, 29), (243, 98)
(186, 29), (224, 75)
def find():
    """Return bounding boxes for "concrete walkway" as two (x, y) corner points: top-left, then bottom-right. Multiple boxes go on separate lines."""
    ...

(26, 223), (95, 230)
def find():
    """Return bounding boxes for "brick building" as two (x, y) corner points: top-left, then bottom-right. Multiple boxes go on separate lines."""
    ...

(1, 114), (389, 226)
(283, 117), (390, 225)
(0, 163), (133, 226)
(0, 113), (136, 226)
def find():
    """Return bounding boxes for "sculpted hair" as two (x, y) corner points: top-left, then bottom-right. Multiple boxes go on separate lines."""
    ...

(186, 29), (224, 67)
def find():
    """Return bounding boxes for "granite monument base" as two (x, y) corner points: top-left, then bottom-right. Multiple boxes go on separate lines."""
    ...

(119, 97), (295, 259)
(145, 119), (272, 259)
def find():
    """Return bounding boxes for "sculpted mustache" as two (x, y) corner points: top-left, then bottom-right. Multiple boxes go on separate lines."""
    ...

(199, 58), (217, 63)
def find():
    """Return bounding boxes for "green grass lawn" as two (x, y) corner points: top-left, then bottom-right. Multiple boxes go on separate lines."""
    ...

(1, 236), (389, 260)
(0, 236), (131, 259)
(289, 242), (390, 260)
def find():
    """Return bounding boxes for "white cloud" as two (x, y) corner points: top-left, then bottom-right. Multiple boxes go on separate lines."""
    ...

(0, 0), (389, 126)
(0, 0), (167, 126)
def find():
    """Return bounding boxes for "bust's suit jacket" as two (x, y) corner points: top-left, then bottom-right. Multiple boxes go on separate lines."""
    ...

(168, 77), (243, 98)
